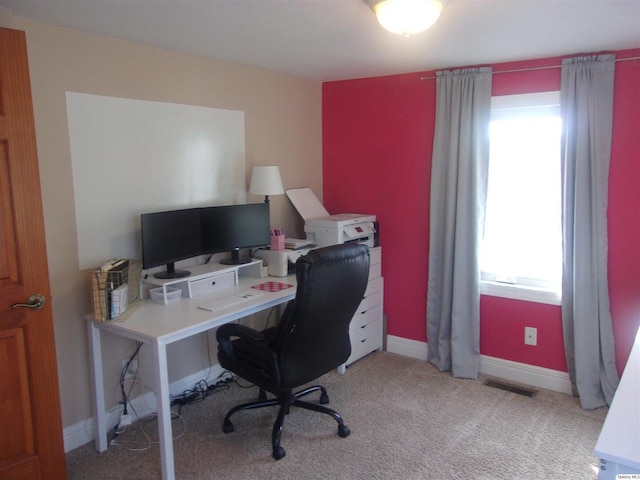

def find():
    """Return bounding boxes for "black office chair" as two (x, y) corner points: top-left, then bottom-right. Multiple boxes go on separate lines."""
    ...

(216, 243), (370, 460)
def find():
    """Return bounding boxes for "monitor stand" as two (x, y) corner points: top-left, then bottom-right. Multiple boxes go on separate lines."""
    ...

(154, 262), (191, 279)
(220, 248), (251, 266)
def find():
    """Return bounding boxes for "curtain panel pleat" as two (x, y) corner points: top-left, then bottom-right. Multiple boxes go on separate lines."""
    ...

(560, 54), (619, 409)
(426, 67), (492, 379)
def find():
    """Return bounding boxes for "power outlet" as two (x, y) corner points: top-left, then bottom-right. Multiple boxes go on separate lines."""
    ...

(122, 358), (139, 381)
(119, 412), (134, 427)
(524, 326), (537, 346)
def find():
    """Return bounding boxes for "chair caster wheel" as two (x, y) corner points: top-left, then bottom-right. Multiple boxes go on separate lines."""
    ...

(222, 420), (234, 433)
(320, 392), (329, 404)
(338, 424), (350, 438)
(273, 446), (286, 460)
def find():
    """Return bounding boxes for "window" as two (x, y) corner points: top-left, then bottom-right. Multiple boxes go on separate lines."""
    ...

(480, 91), (562, 305)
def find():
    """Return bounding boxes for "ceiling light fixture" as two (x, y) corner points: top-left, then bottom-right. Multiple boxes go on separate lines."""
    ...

(368, 0), (444, 37)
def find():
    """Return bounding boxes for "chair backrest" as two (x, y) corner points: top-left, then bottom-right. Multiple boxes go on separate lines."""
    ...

(273, 243), (370, 388)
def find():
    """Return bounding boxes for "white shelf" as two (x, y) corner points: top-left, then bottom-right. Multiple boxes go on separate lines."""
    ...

(144, 259), (263, 301)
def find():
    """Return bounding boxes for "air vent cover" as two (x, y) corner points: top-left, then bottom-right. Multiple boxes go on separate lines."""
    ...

(483, 379), (538, 397)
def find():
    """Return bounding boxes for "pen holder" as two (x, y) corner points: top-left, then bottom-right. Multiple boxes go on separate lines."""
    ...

(270, 234), (285, 251)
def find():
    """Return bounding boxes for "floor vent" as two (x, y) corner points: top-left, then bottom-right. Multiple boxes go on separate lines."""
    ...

(483, 379), (538, 397)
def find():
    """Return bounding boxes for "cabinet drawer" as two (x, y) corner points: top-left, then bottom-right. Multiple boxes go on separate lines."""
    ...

(347, 330), (383, 365)
(369, 262), (381, 281)
(351, 304), (382, 330)
(363, 276), (383, 298)
(350, 316), (382, 343)
(369, 247), (381, 267)
(187, 271), (235, 298)
(359, 289), (382, 312)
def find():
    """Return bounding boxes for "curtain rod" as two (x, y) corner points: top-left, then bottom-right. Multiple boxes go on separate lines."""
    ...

(419, 56), (640, 80)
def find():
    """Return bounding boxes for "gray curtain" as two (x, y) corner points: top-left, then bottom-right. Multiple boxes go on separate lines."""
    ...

(561, 54), (619, 409)
(427, 67), (492, 379)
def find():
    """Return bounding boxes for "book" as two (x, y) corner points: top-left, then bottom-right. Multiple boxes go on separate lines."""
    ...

(109, 283), (128, 319)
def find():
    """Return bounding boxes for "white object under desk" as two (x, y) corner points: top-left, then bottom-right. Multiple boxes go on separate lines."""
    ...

(87, 272), (296, 480)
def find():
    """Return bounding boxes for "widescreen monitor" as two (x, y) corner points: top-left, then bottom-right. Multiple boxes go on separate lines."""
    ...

(141, 208), (202, 279)
(141, 202), (270, 278)
(201, 202), (270, 265)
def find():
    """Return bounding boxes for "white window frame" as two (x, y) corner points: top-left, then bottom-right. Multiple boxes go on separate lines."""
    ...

(480, 91), (562, 306)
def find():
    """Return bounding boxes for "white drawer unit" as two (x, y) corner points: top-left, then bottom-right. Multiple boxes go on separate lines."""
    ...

(185, 271), (235, 298)
(344, 246), (384, 368)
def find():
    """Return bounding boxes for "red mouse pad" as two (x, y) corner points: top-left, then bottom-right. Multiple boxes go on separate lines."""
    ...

(251, 281), (294, 292)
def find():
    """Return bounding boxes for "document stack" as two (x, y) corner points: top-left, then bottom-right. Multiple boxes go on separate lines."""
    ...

(91, 259), (129, 321)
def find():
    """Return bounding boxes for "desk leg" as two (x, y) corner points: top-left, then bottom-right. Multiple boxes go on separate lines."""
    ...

(153, 340), (175, 480)
(87, 319), (109, 452)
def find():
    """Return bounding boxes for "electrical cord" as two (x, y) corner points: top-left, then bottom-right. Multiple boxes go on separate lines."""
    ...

(112, 378), (147, 423)
(109, 369), (251, 452)
(111, 327), (262, 448)
(169, 371), (233, 413)
(111, 410), (187, 452)
(120, 341), (143, 416)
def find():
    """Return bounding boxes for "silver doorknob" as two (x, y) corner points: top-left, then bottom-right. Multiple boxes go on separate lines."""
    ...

(12, 294), (46, 310)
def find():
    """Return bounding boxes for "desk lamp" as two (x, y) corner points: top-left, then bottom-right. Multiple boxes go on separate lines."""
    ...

(249, 165), (284, 204)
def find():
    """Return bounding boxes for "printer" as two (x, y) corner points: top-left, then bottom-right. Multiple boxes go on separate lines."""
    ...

(304, 213), (376, 247)
(286, 188), (377, 248)
(254, 188), (376, 277)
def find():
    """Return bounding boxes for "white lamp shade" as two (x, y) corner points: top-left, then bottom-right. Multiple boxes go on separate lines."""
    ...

(249, 166), (284, 196)
(372, 0), (443, 36)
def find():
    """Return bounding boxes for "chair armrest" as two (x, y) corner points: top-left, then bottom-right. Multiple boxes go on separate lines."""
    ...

(217, 323), (265, 343)
(216, 323), (281, 389)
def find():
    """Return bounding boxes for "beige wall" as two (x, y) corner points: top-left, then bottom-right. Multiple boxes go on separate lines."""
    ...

(1, 12), (322, 435)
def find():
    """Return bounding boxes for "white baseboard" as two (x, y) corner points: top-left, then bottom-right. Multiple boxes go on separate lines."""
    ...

(64, 365), (226, 453)
(386, 334), (571, 395)
(386, 335), (428, 360)
(479, 355), (572, 395)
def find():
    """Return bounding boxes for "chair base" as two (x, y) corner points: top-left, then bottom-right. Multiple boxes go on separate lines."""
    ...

(221, 385), (350, 460)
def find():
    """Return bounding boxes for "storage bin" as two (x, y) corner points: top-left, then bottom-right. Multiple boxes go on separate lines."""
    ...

(150, 287), (182, 304)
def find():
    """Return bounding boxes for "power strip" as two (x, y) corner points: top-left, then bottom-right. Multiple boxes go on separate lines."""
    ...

(214, 370), (234, 384)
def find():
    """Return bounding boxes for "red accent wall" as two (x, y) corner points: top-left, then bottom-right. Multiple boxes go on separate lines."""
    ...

(322, 49), (640, 374)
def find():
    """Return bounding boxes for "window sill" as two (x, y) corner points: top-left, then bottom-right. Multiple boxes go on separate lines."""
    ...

(480, 281), (561, 306)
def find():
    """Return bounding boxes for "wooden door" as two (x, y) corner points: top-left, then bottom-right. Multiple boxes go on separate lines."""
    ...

(0, 28), (66, 479)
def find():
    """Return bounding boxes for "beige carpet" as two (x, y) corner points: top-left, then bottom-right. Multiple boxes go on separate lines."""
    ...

(66, 351), (607, 479)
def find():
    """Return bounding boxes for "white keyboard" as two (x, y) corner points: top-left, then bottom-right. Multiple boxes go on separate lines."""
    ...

(197, 290), (264, 312)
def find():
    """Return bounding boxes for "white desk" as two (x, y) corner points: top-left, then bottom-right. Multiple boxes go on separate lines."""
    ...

(88, 271), (297, 480)
(595, 326), (640, 478)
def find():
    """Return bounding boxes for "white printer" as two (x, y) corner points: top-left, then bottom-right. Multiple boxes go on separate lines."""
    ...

(286, 188), (376, 248)
(304, 213), (376, 247)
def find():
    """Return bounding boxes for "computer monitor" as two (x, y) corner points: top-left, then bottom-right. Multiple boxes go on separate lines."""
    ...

(201, 203), (270, 265)
(141, 208), (202, 279)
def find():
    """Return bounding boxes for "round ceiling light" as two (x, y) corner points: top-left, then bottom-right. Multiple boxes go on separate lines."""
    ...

(369, 0), (444, 36)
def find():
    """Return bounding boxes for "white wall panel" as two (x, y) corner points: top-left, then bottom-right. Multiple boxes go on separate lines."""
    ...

(66, 92), (245, 269)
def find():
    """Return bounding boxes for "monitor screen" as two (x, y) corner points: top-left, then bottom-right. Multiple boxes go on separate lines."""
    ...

(141, 208), (202, 279)
(201, 203), (271, 265)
